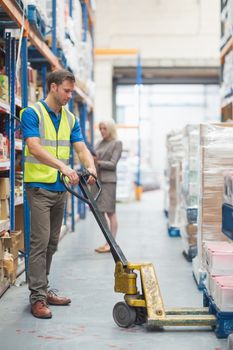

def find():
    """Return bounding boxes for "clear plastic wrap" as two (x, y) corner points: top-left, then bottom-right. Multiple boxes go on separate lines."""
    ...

(166, 130), (184, 228)
(180, 125), (199, 255)
(197, 124), (233, 265)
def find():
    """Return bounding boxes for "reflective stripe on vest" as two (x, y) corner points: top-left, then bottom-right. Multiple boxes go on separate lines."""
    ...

(22, 101), (75, 183)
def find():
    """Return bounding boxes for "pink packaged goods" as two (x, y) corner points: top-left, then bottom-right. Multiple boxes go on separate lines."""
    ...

(215, 276), (233, 312)
(203, 241), (233, 274)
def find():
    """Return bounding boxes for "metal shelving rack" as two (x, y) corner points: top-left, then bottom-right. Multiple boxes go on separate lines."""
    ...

(0, 0), (95, 287)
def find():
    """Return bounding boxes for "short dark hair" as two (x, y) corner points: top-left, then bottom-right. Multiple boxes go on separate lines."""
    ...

(47, 69), (75, 91)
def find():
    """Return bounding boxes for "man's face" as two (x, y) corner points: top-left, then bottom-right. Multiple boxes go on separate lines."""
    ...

(51, 80), (74, 106)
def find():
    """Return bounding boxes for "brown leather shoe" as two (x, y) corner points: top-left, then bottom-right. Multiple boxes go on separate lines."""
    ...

(47, 289), (71, 306)
(31, 300), (52, 319)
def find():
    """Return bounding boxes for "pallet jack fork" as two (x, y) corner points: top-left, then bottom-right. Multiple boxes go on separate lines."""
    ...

(63, 171), (216, 329)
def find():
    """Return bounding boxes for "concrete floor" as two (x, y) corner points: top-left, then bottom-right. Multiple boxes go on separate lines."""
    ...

(0, 190), (227, 350)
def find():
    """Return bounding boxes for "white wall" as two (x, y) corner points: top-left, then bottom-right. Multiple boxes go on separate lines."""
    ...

(94, 0), (220, 120)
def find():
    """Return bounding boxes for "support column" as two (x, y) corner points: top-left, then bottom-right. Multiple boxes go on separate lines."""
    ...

(21, 32), (30, 272)
(9, 35), (16, 230)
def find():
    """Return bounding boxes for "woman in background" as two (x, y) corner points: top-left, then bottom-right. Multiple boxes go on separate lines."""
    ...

(94, 120), (122, 253)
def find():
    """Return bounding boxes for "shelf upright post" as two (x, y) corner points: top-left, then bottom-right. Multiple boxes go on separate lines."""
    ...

(69, 0), (73, 17)
(21, 30), (30, 273)
(135, 54), (142, 200)
(52, 0), (57, 55)
(9, 36), (16, 230)
(77, 101), (87, 219)
(5, 33), (11, 142)
(81, 1), (88, 42)
(69, 97), (75, 232)
(5, 33), (11, 90)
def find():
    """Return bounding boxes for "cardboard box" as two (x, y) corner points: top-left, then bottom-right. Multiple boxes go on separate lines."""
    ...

(0, 178), (10, 199)
(0, 237), (3, 261)
(186, 224), (197, 235)
(0, 199), (8, 220)
(2, 230), (21, 259)
(3, 252), (14, 283)
(4, 258), (18, 284)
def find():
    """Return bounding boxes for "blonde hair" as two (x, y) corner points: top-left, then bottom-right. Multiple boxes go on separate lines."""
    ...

(99, 119), (117, 140)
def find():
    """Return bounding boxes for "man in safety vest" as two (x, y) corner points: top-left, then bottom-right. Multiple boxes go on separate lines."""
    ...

(20, 69), (96, 319)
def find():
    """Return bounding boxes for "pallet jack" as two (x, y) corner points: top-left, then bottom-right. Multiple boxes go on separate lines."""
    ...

(63, 170), (216, 330)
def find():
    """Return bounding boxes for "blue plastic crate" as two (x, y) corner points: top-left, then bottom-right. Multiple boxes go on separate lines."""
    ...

(27, 5), (46, 39)
(203, 289), (233, 338)
(222, 203), (233, 240)
(167, 226), (180, 237)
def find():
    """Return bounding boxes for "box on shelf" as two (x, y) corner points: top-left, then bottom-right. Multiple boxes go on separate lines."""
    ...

(3, 251), (17, 284)
(0, 199), (8, 220)
(0, 238), (3, 261)
(0, 75), (9, 104)
(0, 178), (9, 199)
(1, 230), (21, 259)
(0, 135), (9, 160)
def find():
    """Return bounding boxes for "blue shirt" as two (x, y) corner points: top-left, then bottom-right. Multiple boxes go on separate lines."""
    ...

(21, 99), (84, 191)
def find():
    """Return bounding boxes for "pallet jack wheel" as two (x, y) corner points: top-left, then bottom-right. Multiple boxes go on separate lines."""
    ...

(113, 302), (136, 328)
(135, 307), (147, 325)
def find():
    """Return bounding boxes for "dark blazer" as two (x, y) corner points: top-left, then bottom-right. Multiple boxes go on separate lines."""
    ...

(96, 139), (122, 183)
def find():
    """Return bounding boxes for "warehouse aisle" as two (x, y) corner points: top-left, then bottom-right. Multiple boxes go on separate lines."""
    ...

(0, 190), (227, 350)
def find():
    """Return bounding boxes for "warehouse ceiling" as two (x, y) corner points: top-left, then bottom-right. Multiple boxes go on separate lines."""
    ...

(113, 67), (220, 85)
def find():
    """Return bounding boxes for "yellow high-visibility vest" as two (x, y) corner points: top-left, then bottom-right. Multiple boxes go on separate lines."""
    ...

(20, 101), (75, 183)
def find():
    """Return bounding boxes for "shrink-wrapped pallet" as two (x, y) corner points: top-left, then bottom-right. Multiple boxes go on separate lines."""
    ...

(197, 124), (232, 269)
(166, 130), (184, 229)
(180, 124), (199, 258)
